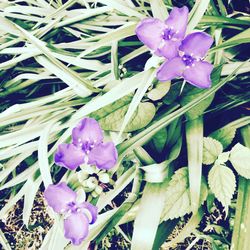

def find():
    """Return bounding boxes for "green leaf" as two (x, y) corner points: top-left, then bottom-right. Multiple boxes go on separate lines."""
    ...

(38, 122), (53, 188)
(216, 152), (230, 165)
(187, 0), (210, 33)
(147, 81), (171, 101)
(203, 137), (223, 165)
(186, 117), (203, 213)
(162, 209), (203, 248)
(22, 178), (40, 227)
(210, 28), (250, 53)
(162, 167), (207, 220)
(117, 69), (155, 137)
(149, 0), (168, 20)
(98, 102), (156, 132)
(210, 126), (236, 149)
(230, 143), (250, 179)
(131, 180), (169, 250)
(180, 66), (222, 119)
(151, 128), (168, 153)
(153, 219), (178, 250)
(200, 15), (250, 26)
(208, 164), (236, 212)
(140, 162), (168, 183)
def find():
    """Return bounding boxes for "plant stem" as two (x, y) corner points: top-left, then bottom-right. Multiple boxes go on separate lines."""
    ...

(231, 125), (250, 250)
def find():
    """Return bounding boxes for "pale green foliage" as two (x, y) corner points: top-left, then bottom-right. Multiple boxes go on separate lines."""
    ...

(131, 181), (168, 250)
(216, 151), (230, 165)
(162, 167), (207, 220)
(230, 143), (250, 179)
(99, 102), (156, 132)
(208, 164), (236, 213)
(151, 128), (168, 153)
(210, 126), (236, 149)
(0, 0), (250, 249)
(186, 117), (203, 213)
(203, 137), (223, 165)
(147, 81), (171, 101)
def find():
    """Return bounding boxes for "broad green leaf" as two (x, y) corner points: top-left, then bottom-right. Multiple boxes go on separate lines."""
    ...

(98, 102), (156, 132)
(230, 143), (250, 179)
(152, 219), (179, 250)
(216, 151), (230, 165)
(203, 137), (223, 165)
(208, 164), (236, 212)
(180, 66), (222, 119)
(186, 117), (203, 213)
(131, 180), (169, 250)
(140, 162), (168, 183)
(151, 128), (168, 153)
(209, 117), (250, 150)
(91, 95), (132, 120)
(162, 167), (207, 220)
(147, 81), (171, 101)
(210, 126), (236, 149)
(181, 67), (221, 120)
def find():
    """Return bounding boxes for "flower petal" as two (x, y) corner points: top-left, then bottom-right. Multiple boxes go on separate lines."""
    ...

(80, 202), (98, 224)
(165, 6), (189, 39)
(88, 142), (118, 170)
(44, 182), (77, 213)
(72, 118), (103, 149)
(135, 18), (165, 51)
(156, 39), (180, 59)
(179, 32), (213, 58)
(183, 60), (213, 88)
(156, 57), (185, 81)
(64, 212), (89, 245)
(55, 143), (85, 170)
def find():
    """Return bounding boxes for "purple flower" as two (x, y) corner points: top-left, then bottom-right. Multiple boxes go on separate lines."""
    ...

(156, 32), (214, 88)
(135, 6), (189, 59)
(55, 118), (118, 170)
(44, 182), (98, 245)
